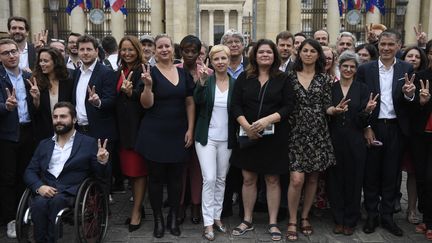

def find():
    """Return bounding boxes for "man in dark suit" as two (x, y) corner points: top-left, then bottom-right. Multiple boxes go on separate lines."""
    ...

(0, 38), (35, 238)
(24, 101), (110, 243)
(276, 31), (294, 73)
(7, 16), (37, 72)
(355, 29), (416, 237)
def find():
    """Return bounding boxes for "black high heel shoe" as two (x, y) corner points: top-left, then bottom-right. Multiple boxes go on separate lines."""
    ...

(153, 211), (165, 238)
(191, 204), (201, 224)
(167, 209), (181, 236)
(126, 206), (145, 232)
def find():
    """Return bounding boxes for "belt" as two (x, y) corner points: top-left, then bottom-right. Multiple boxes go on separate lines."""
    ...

(19, 122), (31, 128)
(377, 118), (397, 124)
(76, 124), (90, 132)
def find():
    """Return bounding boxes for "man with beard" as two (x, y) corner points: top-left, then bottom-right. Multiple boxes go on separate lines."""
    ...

(276, 31), (294, 73)
(23, 101), (110, 243)
(313, 29), (330, 46)
(0, 38), (34, 238)
(7, 16), (37, 72)
(66, 32), (82, 69)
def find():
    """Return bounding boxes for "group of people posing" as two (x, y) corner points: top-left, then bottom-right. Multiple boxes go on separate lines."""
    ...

(1, 15), (432, 243)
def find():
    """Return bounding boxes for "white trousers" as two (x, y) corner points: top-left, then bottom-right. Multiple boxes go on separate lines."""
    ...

(195, 139), (232, 226)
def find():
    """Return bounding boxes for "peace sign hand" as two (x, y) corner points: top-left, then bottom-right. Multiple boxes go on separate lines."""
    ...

(120, 70), (134, 97)
(365, 93), (379, 113)
(87, 85), (101, 107)
(26, 77), (40, 100)
(365, 24), (378, 43)
(5, 87), (17, 111)
(197, 57), (210, 86)
(333, 96), (351, 115)
(33, 29), (48, 48)
(141, 64), (152, 87)
(414, 24), (427, 47)
(402, 73), (416, 98)
(97, 139), (109, 164)
(419, 79), (430, 105)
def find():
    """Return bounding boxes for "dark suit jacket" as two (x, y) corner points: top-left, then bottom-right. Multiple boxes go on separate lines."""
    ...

(115, 66), (145, 148)
(23, 132), (110, 196)
(71, 62), (118, 140)
(355, 59), (414, 136)
(28, 42), (36, 70)
(193, 74), (235, 146)
(411, 68), (432, 136)
(0, 66), (34, 142)
(31, 78), (73, 141)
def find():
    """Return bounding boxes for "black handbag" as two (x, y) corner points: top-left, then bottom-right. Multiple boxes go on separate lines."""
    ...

(237, 80), (270, 149)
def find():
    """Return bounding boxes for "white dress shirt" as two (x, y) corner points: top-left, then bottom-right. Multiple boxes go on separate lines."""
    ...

(48, 131), (76, 178)
(279, 59), (290, 72)
(66, 56), (82, 69)
(18, 42), (29, 70)
(378, 58), (397, 119)
(76, 59), (97, 125)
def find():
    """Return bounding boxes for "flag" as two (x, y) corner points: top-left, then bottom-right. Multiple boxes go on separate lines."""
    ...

(355, 0), (362, 9)
(120, 6), (128, 15)
(365, 0), (385, 15)
(104, 0), (111, 9)
(347, 0), (354, 11)
(338, 0), (345, 16)
(375, 0), (385, 15)
(110, 0), (126, 12)
(85, 0), (92, 10)
(66, 0), (83, 14)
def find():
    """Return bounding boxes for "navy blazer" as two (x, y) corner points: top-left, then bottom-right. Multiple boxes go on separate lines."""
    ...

(0, 66), (33, 142)
(23, 132), (110, 196)
(355, 59), (414, 136)
(71, 61), (118, 140)
(28, 42), (36, 70)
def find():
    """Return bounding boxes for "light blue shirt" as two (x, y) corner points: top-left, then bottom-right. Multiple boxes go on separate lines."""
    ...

(5, 68), (30, 123)
(227, 57), (245, 79)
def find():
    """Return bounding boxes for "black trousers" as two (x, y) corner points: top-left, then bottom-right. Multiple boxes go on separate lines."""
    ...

(0, 124), (35, 223)
(222, 165), (243, 215)
(411, 133), (432, 229)
(327, 129), (366, 227)
(147, 161), (184, 212)
(363, 122), (404, 220)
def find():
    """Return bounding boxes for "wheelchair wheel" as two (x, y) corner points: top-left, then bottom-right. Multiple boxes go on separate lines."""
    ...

(74, 179), (109, 243)
(16, 188), (34, 243)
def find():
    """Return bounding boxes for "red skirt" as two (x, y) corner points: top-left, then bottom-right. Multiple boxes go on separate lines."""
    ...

(119, 148), (148, 177)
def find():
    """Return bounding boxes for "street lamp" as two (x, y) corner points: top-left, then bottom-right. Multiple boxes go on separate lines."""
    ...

(49, 0), (60, 39)
(395, 0), (409, 41)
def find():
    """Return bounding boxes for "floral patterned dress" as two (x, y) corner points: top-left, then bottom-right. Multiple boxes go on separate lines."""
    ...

(287, 71), (336, 173)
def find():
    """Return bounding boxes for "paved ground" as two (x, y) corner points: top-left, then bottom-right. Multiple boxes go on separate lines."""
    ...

(1, 172), (431, 242)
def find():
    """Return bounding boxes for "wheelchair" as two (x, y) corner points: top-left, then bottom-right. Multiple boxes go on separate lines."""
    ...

(15, 178), (109, 243)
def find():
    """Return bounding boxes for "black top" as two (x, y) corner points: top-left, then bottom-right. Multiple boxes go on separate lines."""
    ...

(411, 68), (432, 136)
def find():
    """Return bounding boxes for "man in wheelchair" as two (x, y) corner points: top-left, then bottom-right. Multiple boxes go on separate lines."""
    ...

(23, 101), (110, 243)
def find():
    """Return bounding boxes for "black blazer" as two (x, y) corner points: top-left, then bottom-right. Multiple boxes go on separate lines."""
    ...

(28, 42), (36, 70)
(411, 68), (432, 136)
(115, 66), (145, 148)
(71, 62), (118, 140)
(31, 78), (73, 141)
(355, 59), (414, 136)
(0, 66), (34, 142)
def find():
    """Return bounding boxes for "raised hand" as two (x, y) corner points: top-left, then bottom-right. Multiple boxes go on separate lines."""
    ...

(120, 70), (134, 97)
(365, 24), (378, 44)
(414, 24), (427, 47)
(26, 77), (40, 100)
(365, 93), (379, 113)
(33, 29), (49, 48)
(197, 57), (210, 85)
(332, 96), (351, 115)
(87, 85), (101, 107)
(141, 64), (152, 87)
(5, 87), (18, 111)
(402, 73), (416, 98)
(419, 79), (430, 105)
(97, 139), (109, 164)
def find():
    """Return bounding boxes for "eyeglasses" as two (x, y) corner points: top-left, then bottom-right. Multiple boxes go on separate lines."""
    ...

(0, 49), (19, 56)
(51, 38), (65, 43)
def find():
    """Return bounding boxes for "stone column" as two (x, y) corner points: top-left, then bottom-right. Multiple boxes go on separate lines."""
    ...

(327, 0), (340, 46)
(279, 0), (287, 32)
(70, 6), (86, 34)
(237, 9), (243, 33)
(151, 0), (164, 35)
(288, 0), (301, 34)
(224, 10), (230, 32)
(209, 10), (214, 45)
(264, 0), (279, 39)
(29, 0), (45, 36)
(0, 1), (11, 33)
(170, 0), (187, 43)
(110, 9), (124, 43)
(12, 0), (28, 20)
(404, 0), (421, 46)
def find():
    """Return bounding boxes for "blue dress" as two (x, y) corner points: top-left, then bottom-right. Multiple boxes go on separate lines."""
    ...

(135, 66), (195, 163)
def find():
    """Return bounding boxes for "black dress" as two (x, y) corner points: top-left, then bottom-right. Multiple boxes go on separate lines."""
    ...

(327, 80), (370, 227)
(287, 71), (336, 173)
(135, 66), (195, 163)
(229, 72), (295, 174)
